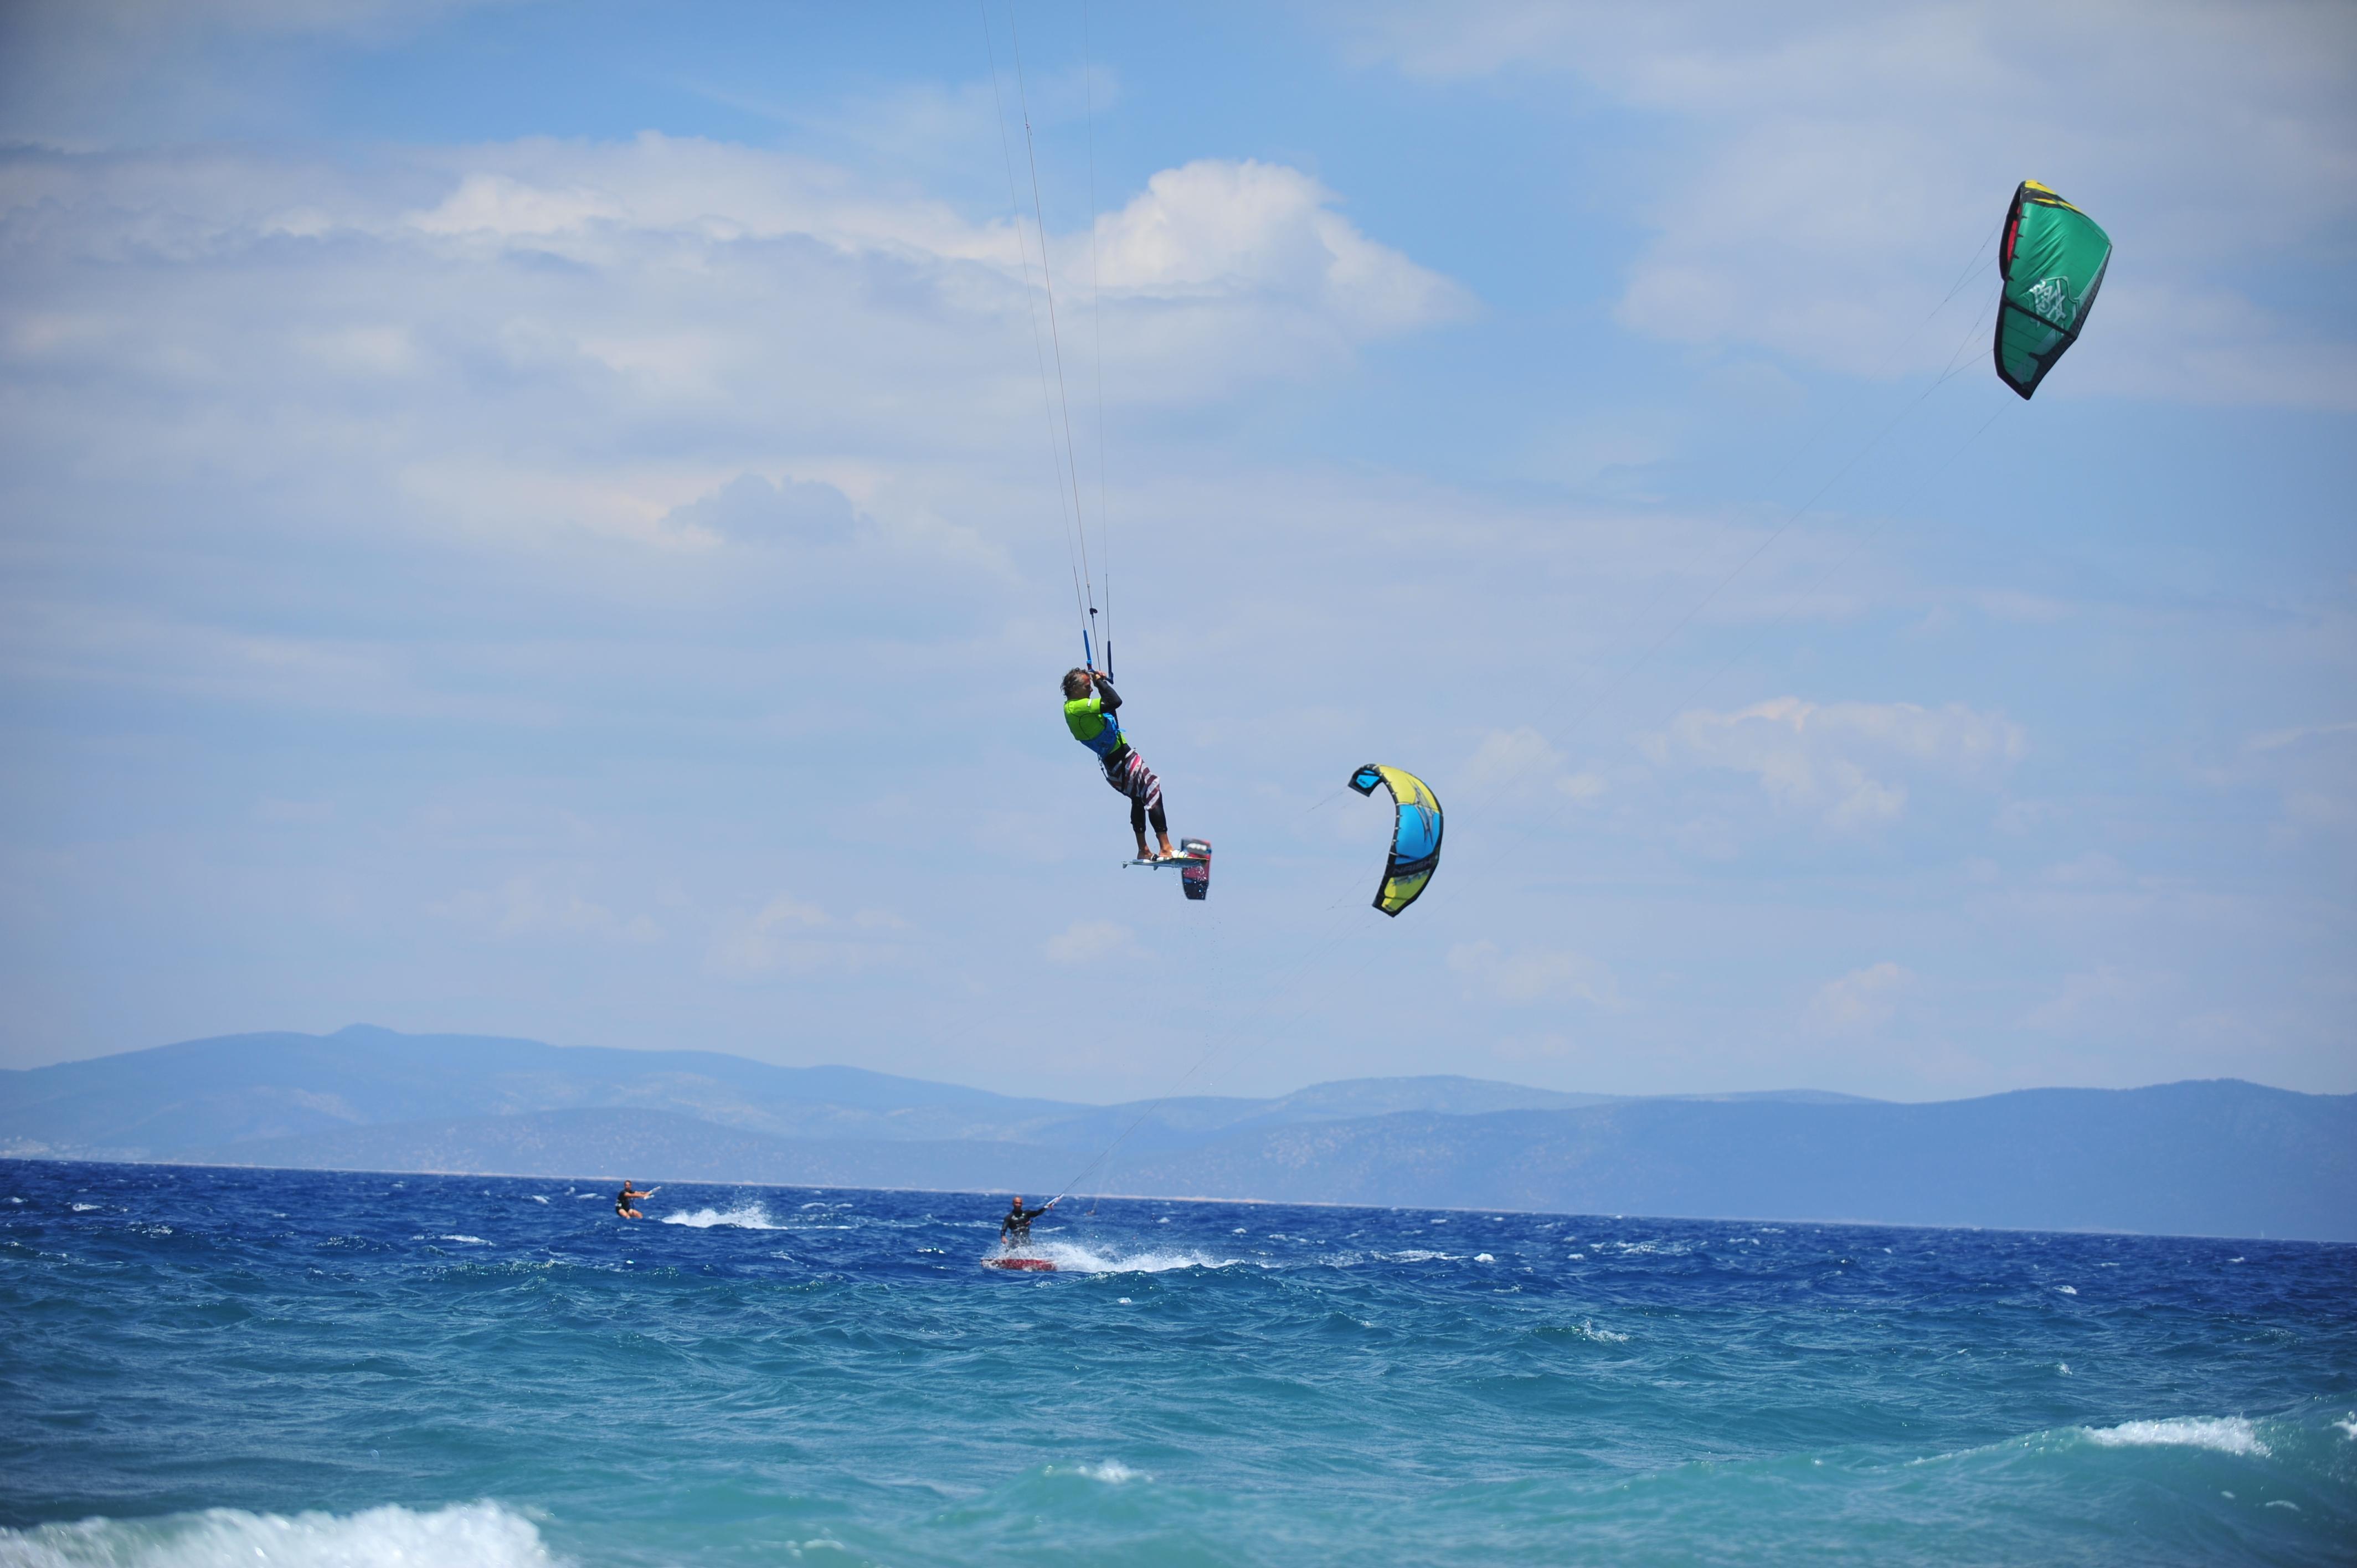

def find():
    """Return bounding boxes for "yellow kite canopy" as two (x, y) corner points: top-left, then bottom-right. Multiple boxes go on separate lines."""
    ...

(1348, 765), (1443, 916)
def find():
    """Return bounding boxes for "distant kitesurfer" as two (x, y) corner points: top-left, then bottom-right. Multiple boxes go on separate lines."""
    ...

(1001, 1195), (1055, 1246)
(615, 1180), (657, 1220)
(1063, 667), (1179, 863)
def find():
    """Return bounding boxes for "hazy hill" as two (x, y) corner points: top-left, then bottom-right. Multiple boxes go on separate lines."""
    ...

(4, 1027), (2349, 1240)
(0, 1026), (1619, 1161)
(0, 1026), (1073, 1156)
(1107, 1081), (2357, 1241)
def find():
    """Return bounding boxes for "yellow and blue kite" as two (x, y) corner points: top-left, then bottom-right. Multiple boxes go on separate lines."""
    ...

(1349, 764), (1443, 917)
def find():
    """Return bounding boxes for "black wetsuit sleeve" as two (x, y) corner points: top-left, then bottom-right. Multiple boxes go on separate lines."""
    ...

(1094, 679), (1121, 712)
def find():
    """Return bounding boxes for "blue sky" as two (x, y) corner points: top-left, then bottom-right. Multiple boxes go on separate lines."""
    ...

(2, 1), (2351, 1102)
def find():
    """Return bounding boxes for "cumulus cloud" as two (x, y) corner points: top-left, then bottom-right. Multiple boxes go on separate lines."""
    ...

(663, 474), (862, 548)
(2021, 965), (2141, 1033)
(1089, 158), (1469, 338)
(0, 135), (1463, 534)
(429, 874), (663, 946)
(1044, 919), (1140, 965)
(1460, 727), (1606, 803)
(1448, 940), (1620, 1007)
(1653, 695), (2024, 828)
(1804, 961), (1912, 1034)
(1341, 1), (2357, 406)
(2195, 717), (2357, 850)
(708, 893), (906, 978)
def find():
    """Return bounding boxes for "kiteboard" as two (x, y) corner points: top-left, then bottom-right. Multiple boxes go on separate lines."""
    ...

(1124, 838), (1212, 901)
(984, 1256), (1057, 1272)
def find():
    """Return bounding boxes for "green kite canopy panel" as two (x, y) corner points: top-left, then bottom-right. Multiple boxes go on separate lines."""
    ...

(1994, 180), (2112, 399)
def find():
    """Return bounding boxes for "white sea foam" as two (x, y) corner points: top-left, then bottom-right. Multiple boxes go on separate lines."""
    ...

(70, 1203), (100, 1212)
(661, 1204), (783, 1230)
(2332, 1416), (2356, 1440)
(1079, 1461), (1141, 1483)
(1008, 1242), (1238, 1275)
(1386, 1250), (1455, 1263)
(527, 1195), (548, 1204)
(0, 1501), (563, 1567)
(439, 1235), (490, 1246)
(2082, 1417), (2269, 1457)
(2057, 1285), (2078, 1295)
(1474, 1253), (1496, 1263)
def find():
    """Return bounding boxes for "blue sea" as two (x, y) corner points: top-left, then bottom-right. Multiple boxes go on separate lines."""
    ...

(2, 1160), (2351, 1566)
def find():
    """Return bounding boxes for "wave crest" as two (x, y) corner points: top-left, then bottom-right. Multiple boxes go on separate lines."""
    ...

(996, 1241), (1240, 1274)
(0, 1502), (561, 1568)
(660, 1204), (782, 1230)
(2081, 1416), (2269, 1457)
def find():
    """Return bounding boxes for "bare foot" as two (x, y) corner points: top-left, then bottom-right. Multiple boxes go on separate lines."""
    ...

(1156, 842), (1180, 860)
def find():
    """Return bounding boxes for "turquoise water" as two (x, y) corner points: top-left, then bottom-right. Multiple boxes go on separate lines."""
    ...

(3, 1160), (2352, 1565)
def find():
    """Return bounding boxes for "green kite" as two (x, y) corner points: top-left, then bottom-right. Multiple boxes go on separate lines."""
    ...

(1994, 180), (2112, 399)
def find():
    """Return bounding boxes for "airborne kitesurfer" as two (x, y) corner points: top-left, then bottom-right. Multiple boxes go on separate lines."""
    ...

(1001, 1195), (1054, 1246)
(1063, 668), (1179, 863)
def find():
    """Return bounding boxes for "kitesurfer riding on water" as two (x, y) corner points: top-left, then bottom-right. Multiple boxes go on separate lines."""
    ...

(1063, 667), (1178, 862)
(1001, 1195), (1054, 1246)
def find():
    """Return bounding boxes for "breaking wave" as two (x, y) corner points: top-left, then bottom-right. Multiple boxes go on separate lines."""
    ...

(2080, 1416), (2270, 1457)
(991, 1240), (1242, 1274)
(661, 1204), (784, 1230)
(0, 1502), (561, 1568)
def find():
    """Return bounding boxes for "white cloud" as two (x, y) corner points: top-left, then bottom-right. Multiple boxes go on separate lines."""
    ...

(662, 473), (863, 548)
(0, 136), (1468, 565)
(1804, 961), (1912, 1035)
(1655, 695), (2024, 828)
(1460, 726), (1605, 804)
(2235, 717), (2357, 844)
(1044, 919), (1140, 965)
(2021, 965), (2141, 1033)
(1089, 158), (1468, 336)
(2247, 718), (2357, 754)
(430, 874), (663, 946)
(1448, 940), (1620, 1007)
(708, 892), (908, 978)
(1341, 1), (2357, 407)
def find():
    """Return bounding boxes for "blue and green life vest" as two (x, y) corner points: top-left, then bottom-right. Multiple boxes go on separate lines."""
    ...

(1063, 695), (1126, 762)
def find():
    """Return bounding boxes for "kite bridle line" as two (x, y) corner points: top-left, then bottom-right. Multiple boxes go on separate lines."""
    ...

(979, 1), (1103, 668)
(1081, 0), (1113, 678)
(1002, 2), (1105, 667)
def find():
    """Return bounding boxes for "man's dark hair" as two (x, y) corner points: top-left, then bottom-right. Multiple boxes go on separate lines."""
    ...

(1061, 668), (1092, 700)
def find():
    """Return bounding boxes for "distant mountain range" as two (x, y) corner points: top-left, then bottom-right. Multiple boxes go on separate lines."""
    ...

(4, 1026), (2350, 1241)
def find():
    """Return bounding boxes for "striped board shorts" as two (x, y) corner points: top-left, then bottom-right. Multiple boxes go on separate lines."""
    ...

(1102, 748), (1162, 810)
